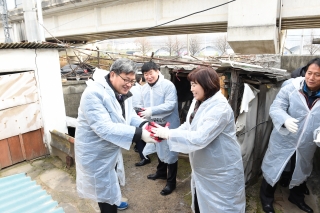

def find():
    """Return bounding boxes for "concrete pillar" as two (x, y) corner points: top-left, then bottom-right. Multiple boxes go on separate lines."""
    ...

(94, 7), (101, 32)
(23, 0), (40, 42)
(153, 0), (163, 25)
(227, 0), (279, 54)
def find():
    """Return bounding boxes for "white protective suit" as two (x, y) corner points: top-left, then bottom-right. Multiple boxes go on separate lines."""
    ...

(75, 77), (144, 205)
(167, 91), (246, 213)
(141, 74), (180, 163)
(130, 83), (142, 108)
(262, 77), (320, 188)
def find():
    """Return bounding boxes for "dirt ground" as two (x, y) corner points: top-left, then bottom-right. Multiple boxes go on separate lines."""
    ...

(120, 147), (193, 213)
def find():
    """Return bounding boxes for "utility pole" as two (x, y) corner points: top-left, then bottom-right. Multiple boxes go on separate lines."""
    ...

(0, 0), (12, 43)
(36, 0), (45, 41)
(299, 29), (304, 55)
(187, 34), (190, 56)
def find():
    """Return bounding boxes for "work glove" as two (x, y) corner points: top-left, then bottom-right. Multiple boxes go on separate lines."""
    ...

(134, 107), (144, 115)
(141, 129), (157, 143)
(284, 118), (298, 133)
(151, 123), (170, 140)
(314, 131), (320, 144)
(139, 108), (152, 119)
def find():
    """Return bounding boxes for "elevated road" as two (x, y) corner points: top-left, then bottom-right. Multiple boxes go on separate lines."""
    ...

(1, 0), (320, 53)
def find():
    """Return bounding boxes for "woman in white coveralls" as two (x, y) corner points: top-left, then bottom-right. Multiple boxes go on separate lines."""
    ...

(151, 66), (246, 213)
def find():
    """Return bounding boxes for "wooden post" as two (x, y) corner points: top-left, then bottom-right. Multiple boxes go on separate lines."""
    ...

(250, 84), (267, 185)
(97, 47), (100, 68)
(228, 69), (241, 119)
(219, 75), (228, 98)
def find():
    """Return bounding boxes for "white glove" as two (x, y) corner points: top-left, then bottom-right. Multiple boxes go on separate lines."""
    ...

(151, 123), (170, 140)
(141, 129), (157, 143)
(140, 108), (152, 119)
(284, 118), (299, 133)
(314, 131), (320, 143)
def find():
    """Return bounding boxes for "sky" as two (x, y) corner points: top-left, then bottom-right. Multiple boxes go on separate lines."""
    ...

(94, 29), (320, 54)
(6, 0), (19, 10)
(286, 29), (320, 49)
(96, 33), (226, 51)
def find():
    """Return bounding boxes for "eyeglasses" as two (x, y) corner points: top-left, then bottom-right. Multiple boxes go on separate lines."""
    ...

(116, 73), (136, 85)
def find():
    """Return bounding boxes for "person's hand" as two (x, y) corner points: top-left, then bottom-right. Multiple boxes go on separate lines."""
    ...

(284, 118), (298, 133)
(314, 131), (320, 143)
(141, 129), (157, 143)
(139, 108), (152, 119)
(151, 123), (170, 140)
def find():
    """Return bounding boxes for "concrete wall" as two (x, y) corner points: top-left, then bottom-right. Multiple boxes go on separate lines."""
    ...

(62, 80), (87, 118)
(0, 49), (68, 151)
(280, 55), (320, 73)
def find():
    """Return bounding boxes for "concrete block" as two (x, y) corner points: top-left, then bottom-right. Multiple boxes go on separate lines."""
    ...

(50, 129), (74, 159)
(227, 0), (279, 54)
(228, 25), (278, 54)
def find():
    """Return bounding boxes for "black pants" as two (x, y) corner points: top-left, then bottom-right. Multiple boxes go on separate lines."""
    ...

(98, 202), (117, 213)
(194, 189), (200, 213)
(280, 155), (308, 193)
(260, 152), (305, 204)
(156, 157), (178, 186)
(136, 140), (147, 160)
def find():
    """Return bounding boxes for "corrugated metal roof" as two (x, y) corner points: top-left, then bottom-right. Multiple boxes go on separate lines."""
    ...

(0, 173), (64, 213)
(164, 60), (290, 81)
(0, 42), (65, 49)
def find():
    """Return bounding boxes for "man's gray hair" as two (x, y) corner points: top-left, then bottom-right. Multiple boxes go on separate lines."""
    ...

(110, 58), (138, 74)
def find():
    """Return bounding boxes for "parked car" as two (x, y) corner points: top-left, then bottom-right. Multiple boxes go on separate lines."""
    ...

(61, 63), (95, 80)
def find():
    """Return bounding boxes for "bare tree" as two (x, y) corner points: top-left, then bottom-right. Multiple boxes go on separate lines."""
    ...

(135, 37), (153, 56)
(213, 35), (231, 56)
(163, 36), (175, 56)
(304, 30), (320, 55)
(173, 36), (184, 56)
(189, 36), (201, 56)
(163, 36), (185, 56)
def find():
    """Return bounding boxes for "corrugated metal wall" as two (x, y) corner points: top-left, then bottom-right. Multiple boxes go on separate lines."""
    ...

(0, 173), (64, 213)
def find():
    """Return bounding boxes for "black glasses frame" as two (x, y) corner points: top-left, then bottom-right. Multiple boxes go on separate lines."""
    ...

(116, 73), (137, 85)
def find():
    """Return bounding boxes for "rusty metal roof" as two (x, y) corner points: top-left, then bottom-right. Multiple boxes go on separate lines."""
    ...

(164, 60), (290, 82)
(0, 173), (64, 213)
(0, 42), (65, 49)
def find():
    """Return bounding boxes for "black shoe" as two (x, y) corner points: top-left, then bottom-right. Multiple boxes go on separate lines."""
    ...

(160, 185), (176, 196)
(261, 204), (275, 213)
(134, 145), (138, 153)
(135, 158), (150, 167)
(147, 173), (167, 180)
(288, 197), (313, 213)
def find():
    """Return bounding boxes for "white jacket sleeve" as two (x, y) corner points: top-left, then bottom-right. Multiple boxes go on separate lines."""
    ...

(167, 103), (231, 153)
(269, 85), (294, 135)
(82, 90), (135, 150)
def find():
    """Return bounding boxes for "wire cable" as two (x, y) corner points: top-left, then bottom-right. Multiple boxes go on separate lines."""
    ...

(83, 0), (236, 45)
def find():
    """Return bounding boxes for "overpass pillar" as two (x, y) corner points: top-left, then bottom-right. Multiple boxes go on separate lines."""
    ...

(227, 0), (280, 54)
